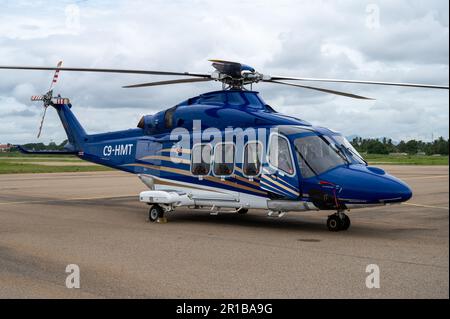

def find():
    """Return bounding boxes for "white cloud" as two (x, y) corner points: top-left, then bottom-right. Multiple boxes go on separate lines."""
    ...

(0, 0), (448, 144)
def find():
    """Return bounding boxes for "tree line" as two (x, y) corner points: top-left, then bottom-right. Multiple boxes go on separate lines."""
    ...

(350, 137), (449, 155)
(17, 140), (68, 151)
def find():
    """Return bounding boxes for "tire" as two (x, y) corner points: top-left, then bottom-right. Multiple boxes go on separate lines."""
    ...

(327, 215), (341, 232)
(341, 215), (351, 231)
(149, 205), (164, 222)
(237, 208), (248, 215)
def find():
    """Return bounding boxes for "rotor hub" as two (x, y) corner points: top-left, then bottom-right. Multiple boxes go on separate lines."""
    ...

(209, 60), (267, 90)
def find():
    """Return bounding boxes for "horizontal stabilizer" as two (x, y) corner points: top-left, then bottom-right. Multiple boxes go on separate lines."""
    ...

(16, 145), (78, 155)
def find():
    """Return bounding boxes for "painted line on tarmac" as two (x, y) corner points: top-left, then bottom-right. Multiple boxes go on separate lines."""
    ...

(402, 202), (449, 210)
(0, 194), (138, 206)
(402, 175), (449, 180)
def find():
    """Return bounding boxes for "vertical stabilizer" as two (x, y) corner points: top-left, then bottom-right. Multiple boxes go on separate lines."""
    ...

(53, 102), (87, 151)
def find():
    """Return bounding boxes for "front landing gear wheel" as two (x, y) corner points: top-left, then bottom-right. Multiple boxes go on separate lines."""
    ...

(340, 214), (351, 231)
(149, 205), (164, 222)
(327, 215), (341, 232)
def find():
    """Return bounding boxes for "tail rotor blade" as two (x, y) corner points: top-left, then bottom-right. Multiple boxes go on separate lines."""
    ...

(49, 61), (63, 91)
(37, 106), (48, 138)
(31, 95), (44, 101)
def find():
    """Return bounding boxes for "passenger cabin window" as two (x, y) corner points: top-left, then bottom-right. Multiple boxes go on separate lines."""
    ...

(268, 135), (294, 175)
(243, 142), (262, 176)
(213, 143), (235, 176)
(191, 144), (212, 176)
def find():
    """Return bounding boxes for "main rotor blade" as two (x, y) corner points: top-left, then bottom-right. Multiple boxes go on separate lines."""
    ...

(269, 76), (449, 90)
(0, 66), (211, 78)
(266, 80), (374, 100)
(123, 78), (213, 88)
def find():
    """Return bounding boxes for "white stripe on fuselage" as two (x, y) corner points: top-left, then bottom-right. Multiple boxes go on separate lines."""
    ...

(140, 174), (269, 209)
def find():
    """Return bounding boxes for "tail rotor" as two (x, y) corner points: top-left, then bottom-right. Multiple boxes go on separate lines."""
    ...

(33, 61), (62, 138)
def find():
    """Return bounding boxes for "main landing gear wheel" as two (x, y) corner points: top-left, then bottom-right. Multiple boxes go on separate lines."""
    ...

(326, 215), (341, 232)
(237, 208), (248, 214)
(326, 213), (351, 231)
(149, 204), (164, 222)
(340, 214), (351, 231)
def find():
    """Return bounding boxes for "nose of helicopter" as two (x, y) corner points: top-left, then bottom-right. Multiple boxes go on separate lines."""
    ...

(319, 165), (412, 204)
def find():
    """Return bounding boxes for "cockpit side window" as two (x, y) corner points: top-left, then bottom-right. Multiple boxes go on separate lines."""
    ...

(243, 142), (262, 177)
(191, 144), (212, 176)
(213, 143), (235, 176)
(294, 141), (316, 179)
(268, 134), (294, 175)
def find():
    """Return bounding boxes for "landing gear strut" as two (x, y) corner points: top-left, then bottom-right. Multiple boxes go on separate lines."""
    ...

(326, 212), (350, 232)
(148, 204), (164, 222)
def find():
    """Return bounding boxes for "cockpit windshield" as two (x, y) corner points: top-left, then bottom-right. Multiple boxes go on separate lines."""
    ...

(294, 135), (347, 178)
(331, 135), (367, 165)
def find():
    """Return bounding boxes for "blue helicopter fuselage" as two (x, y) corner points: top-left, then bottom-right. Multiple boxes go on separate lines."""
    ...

(50, 89), (412, 210)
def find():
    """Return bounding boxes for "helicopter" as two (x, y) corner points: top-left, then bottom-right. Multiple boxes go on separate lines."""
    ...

(0, 59), (448, 231)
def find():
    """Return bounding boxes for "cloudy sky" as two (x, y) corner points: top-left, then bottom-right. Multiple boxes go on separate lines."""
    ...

(0, 0), (448, 144)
